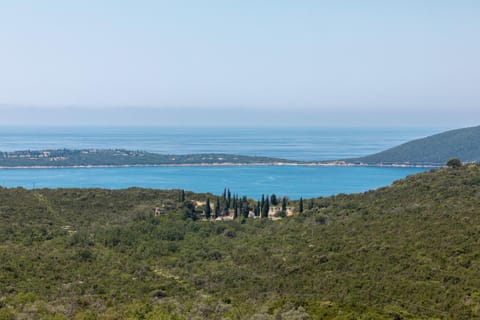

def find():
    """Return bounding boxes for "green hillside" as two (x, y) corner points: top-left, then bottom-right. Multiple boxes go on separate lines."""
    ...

(1, 165), (480, 319)
(347, 125), (480, 165)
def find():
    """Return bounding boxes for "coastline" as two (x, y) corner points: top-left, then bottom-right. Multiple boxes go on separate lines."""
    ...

(0, 162), (440, 169)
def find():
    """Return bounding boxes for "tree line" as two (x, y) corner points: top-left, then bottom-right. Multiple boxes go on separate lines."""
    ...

(179, 188), (303, 220)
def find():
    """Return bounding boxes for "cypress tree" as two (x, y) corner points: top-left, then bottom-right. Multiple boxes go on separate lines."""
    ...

(205, 198), (211, 219)
(282, 196), (287, 212)
(299, 197), (304, 213)
(271, 194), (278, 206)
(227, 189), (231, 208)
(215, 197), (221, 217)
(262, 196), (270, 218)
(260, 194), (265, 213)
(242, 196), (250, 218)
(266, 196), (270, 217)
(180, 189), (185, 202)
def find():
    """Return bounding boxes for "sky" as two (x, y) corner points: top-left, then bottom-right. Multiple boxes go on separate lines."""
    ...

(0, 0), (479, 127)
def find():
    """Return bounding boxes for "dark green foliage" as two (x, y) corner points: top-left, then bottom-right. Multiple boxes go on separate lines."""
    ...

(270, 193), (278, 205)
(447, 157), (462, 168)
(2, 165), (480, 318)
(240, 196), (250, 218)
(205, 198), (211, 219)
(215, 197), (221, 217)
(227, 189), (231, 208)
(348, 125), (480, 165)
(261, 195), (270, 218)
(255, 201), (261, 217)
(181, 201), (196, 221)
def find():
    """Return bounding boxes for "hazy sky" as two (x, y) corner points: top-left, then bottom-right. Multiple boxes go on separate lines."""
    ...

(1, 1), (479, 126)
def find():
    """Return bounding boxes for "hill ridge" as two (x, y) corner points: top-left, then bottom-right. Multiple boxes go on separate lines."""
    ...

(346, 125), (480, 165)
(1, 164), (480, 318)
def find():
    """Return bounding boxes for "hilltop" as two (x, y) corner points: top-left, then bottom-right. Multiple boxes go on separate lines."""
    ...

(0, 149), (298, 167)
(346, 125), (480, 166)
(1, 164), (480, 318)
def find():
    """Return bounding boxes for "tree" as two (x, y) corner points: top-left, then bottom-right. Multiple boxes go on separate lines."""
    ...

(270, 194), (278, 206)
(262, 196), (270, 218)
(182, 201), (196, 221)
(232, 194), (237, 210)
(299, 197), (304, 214)
(446, 158), (462, 168)
(205, 198), (211, 219)
(281, 197), (287, 213)
(227, 189), (231, 209)
(215, 197), (221, 217)
(254, 201), (260, 217)
(180, 189), (185, 202)
(241, 196), (250, 218)
(233, 207), (237, 219)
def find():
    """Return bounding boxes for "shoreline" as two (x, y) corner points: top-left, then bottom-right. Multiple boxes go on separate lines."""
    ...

(0, 162), (440, 169)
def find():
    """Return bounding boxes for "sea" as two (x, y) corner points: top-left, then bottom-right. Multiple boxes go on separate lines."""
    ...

(0, 126), (445, 199)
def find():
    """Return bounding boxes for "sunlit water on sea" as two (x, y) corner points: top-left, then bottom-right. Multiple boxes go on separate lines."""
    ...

(0, 126), (444, 199)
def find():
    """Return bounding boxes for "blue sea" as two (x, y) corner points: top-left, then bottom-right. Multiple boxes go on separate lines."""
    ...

(0, 126), (444, 199)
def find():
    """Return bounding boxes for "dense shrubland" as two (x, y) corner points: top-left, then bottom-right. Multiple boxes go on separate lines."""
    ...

(1, 164), (480, 319)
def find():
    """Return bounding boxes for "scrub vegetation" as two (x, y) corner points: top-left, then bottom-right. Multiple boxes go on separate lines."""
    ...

(1, 164), (480, 319)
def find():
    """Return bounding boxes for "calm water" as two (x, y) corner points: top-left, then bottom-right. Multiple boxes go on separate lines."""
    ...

(0, 126), (442, 198)
(0, 126), (443, 161)
(0, 166), (426, 200)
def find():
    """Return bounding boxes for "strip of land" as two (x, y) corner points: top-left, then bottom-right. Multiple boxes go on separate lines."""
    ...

(0, 149), (304, 168)
(0, 149), (442, 168)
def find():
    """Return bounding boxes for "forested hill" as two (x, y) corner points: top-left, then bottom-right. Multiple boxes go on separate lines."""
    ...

(1, 164), (480, 318)
(0, 149), (297, 167)
(346, 125), (480, 166)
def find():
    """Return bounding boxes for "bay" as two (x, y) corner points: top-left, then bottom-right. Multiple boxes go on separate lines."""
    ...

(0, 126), (442, 199)
(0, 126), (444, 161)
(0, 165), (426, 200)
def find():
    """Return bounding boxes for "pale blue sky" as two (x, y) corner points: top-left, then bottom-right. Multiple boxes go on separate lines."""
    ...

(0, 1), (479, 126)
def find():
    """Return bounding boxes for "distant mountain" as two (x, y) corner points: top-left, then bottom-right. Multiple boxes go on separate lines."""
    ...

(347, 125), (480, 166)
(0, 149), (298, 167)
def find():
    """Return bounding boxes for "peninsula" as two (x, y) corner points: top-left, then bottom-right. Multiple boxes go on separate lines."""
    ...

(0, 149), (301, 168)
(2, 125), (479, 168)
